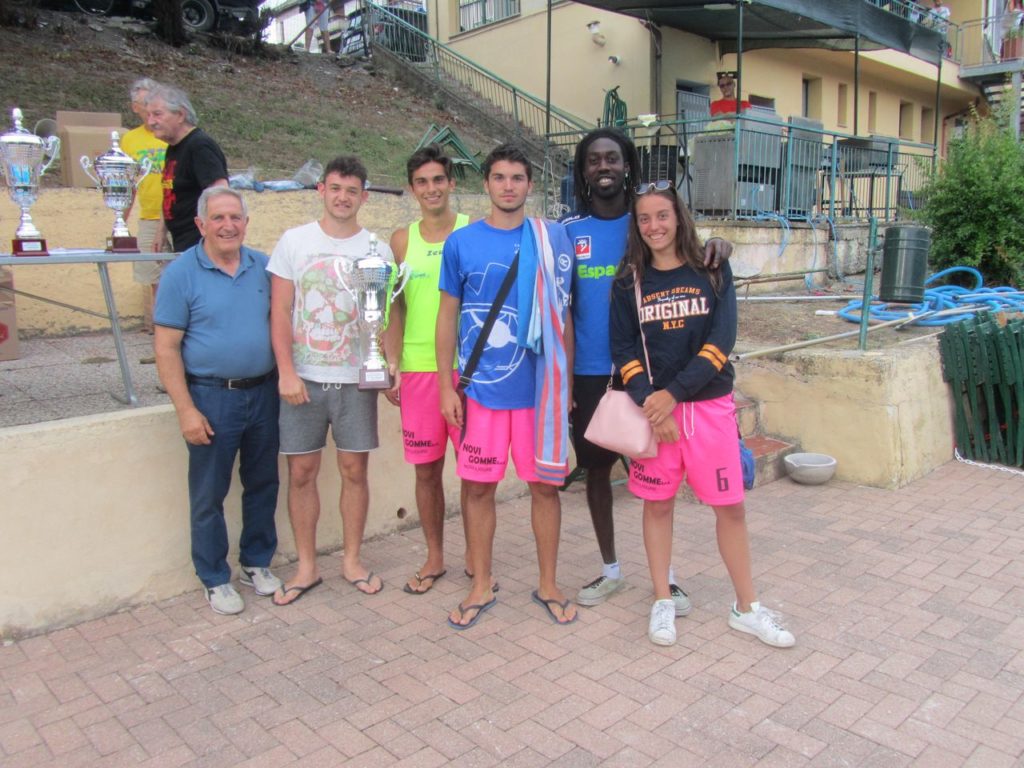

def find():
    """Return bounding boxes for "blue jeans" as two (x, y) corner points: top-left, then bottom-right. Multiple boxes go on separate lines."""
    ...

(186, 377), (280, 588)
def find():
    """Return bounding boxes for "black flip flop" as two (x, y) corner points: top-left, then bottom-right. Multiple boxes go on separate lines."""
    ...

(271, 577), (323, 607)
(447, 596), (497, 630)
(403, 569), (447, 595)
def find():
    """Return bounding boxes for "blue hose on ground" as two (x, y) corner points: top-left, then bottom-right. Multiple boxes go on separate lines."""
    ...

(838, 266), (1024, 327)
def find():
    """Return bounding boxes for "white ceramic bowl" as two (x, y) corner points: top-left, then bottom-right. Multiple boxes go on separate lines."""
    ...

(784, 452), (837, 485)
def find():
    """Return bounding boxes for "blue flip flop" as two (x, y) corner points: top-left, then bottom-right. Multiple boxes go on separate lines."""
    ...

(531, 590), (578, 625)
(447, 596), (497, 630)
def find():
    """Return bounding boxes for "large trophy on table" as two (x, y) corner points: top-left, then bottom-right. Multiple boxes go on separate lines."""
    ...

(80, 131), (153, 252)
(0, 108), (60, 256)
(334, 233), (409, 390)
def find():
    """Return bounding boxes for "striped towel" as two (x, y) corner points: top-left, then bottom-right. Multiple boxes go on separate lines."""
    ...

(518, 218), (571, 485)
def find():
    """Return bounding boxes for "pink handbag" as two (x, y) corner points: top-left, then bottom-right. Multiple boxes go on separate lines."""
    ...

(584, 388), (658, 459)
(584, 276), (658, 460)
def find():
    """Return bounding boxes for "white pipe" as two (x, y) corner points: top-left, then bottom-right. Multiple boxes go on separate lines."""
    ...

(737, 295), (851, 302)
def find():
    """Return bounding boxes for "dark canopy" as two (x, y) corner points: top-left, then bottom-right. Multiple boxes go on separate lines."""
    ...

(572, 0), (946, 66)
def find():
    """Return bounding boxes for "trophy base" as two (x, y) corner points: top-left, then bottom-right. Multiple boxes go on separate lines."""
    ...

(359, 367), (392, 391)
(13, 237), (48, 257)
(107, 236), (140, 254)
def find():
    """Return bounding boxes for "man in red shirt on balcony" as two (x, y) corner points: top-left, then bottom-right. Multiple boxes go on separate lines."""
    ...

(709, 71), (752, 118)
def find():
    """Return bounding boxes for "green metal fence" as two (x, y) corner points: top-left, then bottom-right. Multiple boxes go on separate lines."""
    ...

(940, 311), (1024, 468)
(547, 114), (936, 223)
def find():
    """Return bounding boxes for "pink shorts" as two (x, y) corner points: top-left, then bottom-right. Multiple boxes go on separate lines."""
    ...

(457, 399), (539, 483)
(628, 394), (745, 506)
(399, 371), (460, 464)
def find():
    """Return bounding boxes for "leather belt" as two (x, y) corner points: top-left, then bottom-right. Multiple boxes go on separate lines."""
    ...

(185, 369), (276, 390)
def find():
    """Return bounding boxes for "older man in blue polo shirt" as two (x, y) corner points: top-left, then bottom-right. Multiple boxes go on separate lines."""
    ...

(154, 186), (282, 615)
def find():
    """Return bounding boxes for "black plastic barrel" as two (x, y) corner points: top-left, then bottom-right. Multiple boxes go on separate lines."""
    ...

(879, 225), (930, 303)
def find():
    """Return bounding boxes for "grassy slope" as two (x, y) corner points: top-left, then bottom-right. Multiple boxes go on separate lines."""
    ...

(0, 10), (497, 184)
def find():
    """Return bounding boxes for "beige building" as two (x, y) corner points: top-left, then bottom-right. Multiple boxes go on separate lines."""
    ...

(424, 0), (991, 151)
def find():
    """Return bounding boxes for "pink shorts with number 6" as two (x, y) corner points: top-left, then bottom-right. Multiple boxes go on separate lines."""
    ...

(628, 394), (745, 506)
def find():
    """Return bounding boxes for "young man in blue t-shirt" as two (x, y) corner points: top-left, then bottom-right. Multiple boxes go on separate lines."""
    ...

(436, 143), (577, 629)
(564, 128), (732, 613)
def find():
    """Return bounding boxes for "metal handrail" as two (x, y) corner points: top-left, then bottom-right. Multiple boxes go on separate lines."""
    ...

(363, 1), (591, 141)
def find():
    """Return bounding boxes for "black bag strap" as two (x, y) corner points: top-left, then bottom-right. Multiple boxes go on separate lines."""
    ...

(458, 245), (520, 391)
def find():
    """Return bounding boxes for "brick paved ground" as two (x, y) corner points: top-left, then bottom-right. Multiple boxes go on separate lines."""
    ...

(2, 460), (1023, 767)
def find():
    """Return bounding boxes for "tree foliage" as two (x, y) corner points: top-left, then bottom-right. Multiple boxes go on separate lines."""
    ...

(919, 103), (1024, 287)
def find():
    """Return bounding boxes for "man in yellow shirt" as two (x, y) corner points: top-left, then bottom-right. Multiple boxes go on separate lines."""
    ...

(120, 77), (169, 332)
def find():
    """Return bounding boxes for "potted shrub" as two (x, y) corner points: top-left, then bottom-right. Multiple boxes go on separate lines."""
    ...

(1002, 24), (1024, 60)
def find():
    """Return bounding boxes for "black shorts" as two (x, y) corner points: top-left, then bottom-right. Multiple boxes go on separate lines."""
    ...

(571, 374), (621, 470)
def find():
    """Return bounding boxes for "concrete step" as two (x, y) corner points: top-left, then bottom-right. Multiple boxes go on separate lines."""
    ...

(735, 394), (758, 438)
(745, 434), (797, 486)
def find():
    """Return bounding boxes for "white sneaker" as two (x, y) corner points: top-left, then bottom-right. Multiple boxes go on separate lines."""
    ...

(576, 574), (626, 606)
(728, 601), (795, 648)
(669, 583), (692, 617)
(239, 566), (283, 597)
(206, 583), (244, 615)
(648, 599), (677, 646)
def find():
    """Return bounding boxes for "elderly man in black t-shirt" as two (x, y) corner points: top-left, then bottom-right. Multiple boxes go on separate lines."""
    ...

(146, 84), (228, 253)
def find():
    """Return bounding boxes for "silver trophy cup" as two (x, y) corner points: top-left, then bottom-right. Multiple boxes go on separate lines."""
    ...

(80, 131), (153, 252)
(334, 234), (410, 390)
(0, 108), (60, 255)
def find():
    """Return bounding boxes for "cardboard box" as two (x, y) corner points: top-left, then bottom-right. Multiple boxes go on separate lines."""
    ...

(55, 111), (121, 131)
(60, 126), (125, 188)
(0, 267), (17, 362)
(55, 111), (122, 188)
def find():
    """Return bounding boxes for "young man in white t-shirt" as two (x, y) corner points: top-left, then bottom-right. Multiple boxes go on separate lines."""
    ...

(268, 155), (398, 605)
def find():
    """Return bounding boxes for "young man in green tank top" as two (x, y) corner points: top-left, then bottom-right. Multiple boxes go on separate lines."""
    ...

(388, 145), (472, 595)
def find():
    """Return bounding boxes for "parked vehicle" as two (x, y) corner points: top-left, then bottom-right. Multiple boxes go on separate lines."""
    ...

(66, 0), (260, 35)
(132, 0), (261, 34)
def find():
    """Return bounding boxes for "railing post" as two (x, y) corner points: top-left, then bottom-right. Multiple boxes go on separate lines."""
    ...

(828, 141), (838, 222)
(732, 117), (741, 219)
(512, 87), (521, 136)
(859, 216), (878, 351)
(883, 143), (893, 221)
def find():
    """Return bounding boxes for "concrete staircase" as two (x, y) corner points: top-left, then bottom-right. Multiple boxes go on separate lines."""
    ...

(361, 2), (589, 179)
(735, 393), (798, 487)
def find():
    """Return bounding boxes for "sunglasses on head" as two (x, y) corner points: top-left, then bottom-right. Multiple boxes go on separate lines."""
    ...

(634, 180), (675, 195)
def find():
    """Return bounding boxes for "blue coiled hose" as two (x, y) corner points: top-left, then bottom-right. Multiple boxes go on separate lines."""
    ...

(838, 267), (1024, 326)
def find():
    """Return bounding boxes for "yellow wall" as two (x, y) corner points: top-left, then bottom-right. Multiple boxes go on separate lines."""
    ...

(447, 5), (651, 124)
(0, 404), (528, 637)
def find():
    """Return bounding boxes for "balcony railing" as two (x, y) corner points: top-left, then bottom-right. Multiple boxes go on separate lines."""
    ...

(868, 0), (960, 61)
(458, 0), (520, 33)
(958, 13), (1024, 71)
(547, 115), (936, 223)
